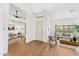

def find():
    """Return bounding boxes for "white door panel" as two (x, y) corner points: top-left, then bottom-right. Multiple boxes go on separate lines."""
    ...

(36, 20), (43, 41)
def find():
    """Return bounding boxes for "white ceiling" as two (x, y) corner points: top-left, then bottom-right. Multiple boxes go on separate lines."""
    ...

(25, 3), (79, 19)
(12, 3), (79, 20)
(25, 3), (79, 13)
(25, 3), (63, 13)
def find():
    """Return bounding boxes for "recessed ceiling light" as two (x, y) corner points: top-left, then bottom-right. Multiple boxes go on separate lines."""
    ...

(70, 9), (74, 12)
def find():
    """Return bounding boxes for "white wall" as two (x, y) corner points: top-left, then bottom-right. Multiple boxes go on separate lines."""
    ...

(43, 12), (52, 42)
(0, 4), (9, 55)
(51, 16), (79, 36)
(26, 12), (36, 42)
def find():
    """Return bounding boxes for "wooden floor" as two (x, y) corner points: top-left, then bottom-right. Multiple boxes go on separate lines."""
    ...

(7, 39), (76, 56)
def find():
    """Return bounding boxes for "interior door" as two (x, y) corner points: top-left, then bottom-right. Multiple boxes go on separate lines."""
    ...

(36, 20), (43, 41)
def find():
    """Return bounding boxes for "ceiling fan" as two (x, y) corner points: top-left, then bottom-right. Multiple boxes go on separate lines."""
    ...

(14, 10), (21, 18)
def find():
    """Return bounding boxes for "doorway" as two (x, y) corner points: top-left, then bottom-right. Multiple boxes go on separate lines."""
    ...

(8, 4), (26, 44)
(8, 20), (26, 44)
(36, 19), (44, 41)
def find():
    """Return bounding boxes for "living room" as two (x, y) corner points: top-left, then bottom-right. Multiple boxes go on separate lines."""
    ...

(0, 3), (79, 56)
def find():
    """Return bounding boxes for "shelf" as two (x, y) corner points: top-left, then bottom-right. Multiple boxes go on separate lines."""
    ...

(55, 25), (75, 33)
